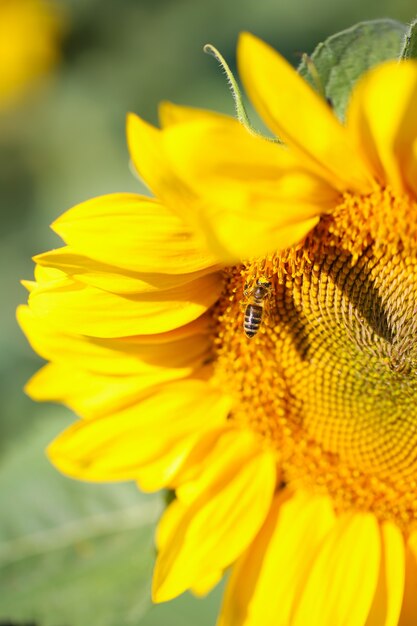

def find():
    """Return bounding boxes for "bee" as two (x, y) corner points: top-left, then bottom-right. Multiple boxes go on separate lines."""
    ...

(242, 277), (273, 338)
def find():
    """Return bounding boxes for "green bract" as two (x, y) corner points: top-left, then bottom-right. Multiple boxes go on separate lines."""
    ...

(401, 18), (417, 60)
(298, 19), (407, 121)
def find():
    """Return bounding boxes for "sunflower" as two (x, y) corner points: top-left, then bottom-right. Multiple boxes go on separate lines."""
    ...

(0, 0), (62, 109)
(18, 31), (417, 625)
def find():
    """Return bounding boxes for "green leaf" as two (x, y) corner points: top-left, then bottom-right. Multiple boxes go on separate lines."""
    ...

(401, 18), (417, 60)
(0, 412), (222, 625)
(0, 411), (162, 625)
(298, 19), (407, 121)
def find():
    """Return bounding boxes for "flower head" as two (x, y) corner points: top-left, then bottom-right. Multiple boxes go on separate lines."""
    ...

(0, 0), (62, 109)
(18, 32), (417, 625)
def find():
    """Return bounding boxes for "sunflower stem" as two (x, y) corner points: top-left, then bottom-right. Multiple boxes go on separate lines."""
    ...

(203, 43), (253, 130)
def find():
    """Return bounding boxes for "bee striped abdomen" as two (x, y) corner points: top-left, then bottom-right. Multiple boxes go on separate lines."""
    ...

(241, 276), (272, 339)
(244, 304), (263, 338)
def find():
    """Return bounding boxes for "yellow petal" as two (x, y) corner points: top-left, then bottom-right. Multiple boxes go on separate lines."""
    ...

(52, 193), (216, 274)
(25, 363), (165, 419)
(132, 424), (228, 493)
(126, 114), (171, 195)
(133, 425), (233, 493)
(153, 429), (276, 602)
(347, 60), (417, 193)
(34, 247), (217, 294)
(28, 272), (222, 337)
(292, 512), (380, 626)
(218, 489), (336, 626)
(159, 426), (231, 494)
(25, 355), (207, 422)
(126, 114), (202, 231)
(21, 279), (36, 293)
(162, 111), (336, 260)
(47, 380), (231, 486)
(404, 136), (417, 197)
(34, 264), (65, 283)
(238, 32), (374, 193)
(115, 312), (211, 343)
(365, 521), (405, 626)
(18, 305), (210, 375)
(159, 101), (229, 127)
(398, 530), (417, 625)
(130, 110), (309, 262)
(173, 427), (267, 505)
(191, 569), (223, 597)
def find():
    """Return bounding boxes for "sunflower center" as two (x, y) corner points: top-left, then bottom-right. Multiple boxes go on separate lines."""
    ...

(213, 187), (417, 532)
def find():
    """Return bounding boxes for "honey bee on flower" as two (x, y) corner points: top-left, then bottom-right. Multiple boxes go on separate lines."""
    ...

(241, 276), (273, 338)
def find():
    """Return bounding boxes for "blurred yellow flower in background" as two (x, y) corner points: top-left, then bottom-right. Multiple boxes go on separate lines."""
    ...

(18, 31), (417, 626)
(0, 0), (62, 109)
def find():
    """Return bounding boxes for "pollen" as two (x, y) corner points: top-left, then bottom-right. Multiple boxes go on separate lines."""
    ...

(212, 186), (417, 533)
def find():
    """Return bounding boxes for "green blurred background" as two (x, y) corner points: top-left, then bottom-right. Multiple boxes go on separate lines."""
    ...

(0, 0), (415, 624)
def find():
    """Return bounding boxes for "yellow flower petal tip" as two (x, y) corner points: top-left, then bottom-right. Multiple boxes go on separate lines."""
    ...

(126, 111), (158, 141)
(18, 26), (417, 626)
(237, 31), (273, 58)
